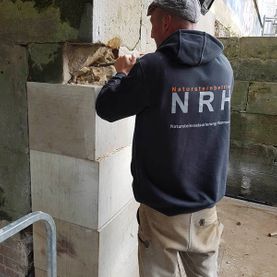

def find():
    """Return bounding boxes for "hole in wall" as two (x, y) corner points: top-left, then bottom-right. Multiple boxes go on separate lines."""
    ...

(65, 37), (121, 86)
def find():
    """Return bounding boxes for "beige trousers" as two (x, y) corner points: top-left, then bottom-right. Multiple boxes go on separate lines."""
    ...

(138, 204), (224, 277)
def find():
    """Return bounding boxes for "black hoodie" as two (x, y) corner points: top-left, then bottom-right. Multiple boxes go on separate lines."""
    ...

(96, 30), (233, 215)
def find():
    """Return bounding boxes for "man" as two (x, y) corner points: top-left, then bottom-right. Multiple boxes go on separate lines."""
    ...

(96, 0), (233, 276)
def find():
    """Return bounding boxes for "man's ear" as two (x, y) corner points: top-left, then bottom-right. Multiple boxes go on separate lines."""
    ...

(162, 14), (172, 32)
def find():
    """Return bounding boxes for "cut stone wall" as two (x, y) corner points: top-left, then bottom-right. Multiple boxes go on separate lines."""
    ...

(27, 83), (138, 276)
(0, 0), (133, 221)
(0, 0), (91, 223)
(0, 0), (154, 225)
(0, 3), (91, 270)
(220, 37), (277, 205)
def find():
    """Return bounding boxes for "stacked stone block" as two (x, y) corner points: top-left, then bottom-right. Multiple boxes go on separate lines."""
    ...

(220, 37), (277, 205)
(27, 82), (138, 277)
(0, 1), (153, 276)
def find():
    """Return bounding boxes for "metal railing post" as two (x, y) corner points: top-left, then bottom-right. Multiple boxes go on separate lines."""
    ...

(0, 211), (57, 277)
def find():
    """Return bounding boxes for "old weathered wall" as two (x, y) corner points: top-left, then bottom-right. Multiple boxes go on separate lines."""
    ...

(0, 1), (96, 274)
(91, 0), (155, 52)
(0, 44), (30, 221)
(221, 37), (277, 205)
(0, 0), (157, 225)
(0, 0), (93, 221)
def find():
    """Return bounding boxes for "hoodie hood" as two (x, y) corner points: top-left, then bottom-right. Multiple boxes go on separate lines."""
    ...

(157, 30), (224, 66)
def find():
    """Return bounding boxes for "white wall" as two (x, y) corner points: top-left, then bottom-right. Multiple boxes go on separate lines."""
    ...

(91, 0), (266, 53)
(257, 0), (277, 18)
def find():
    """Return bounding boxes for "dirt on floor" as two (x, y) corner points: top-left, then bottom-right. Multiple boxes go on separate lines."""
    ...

(217, 197), (277, 277)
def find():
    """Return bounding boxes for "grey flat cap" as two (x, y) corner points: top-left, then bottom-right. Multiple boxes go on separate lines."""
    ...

(147, 0), (201, 23)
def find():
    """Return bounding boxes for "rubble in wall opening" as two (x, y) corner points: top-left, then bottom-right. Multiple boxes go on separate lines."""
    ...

(66, 37), (121, 86)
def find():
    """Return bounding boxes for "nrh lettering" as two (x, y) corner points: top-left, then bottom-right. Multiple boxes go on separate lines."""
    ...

(171, 88), (231, 114)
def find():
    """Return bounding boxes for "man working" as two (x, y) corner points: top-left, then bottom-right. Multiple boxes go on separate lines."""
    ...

(96, 0), (233, 276)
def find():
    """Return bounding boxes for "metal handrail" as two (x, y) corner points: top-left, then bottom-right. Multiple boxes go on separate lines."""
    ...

(0, 211), (57, 277)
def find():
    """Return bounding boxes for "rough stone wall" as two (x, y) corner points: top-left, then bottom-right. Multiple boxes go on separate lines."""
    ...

(0, 1), (92, 275)
(0, 44), (30, 221)
(221, 37), (277, 205)
(0, 0), (93, 221)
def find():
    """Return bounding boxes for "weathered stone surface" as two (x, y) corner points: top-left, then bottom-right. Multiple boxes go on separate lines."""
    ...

(27, 82), (134, 161)
(230, 140), (277, 166)
(0, 0), (78, 43)
(31, 147), (133, 229)
(92, 0), (142, 49)
(237, 59), (277, 82)
(231, 81), (249, 111)
(240, 37), (277, 59)
(32, 0), (92, 34)
(230, 112), (246, 141)
(231, 112), (277, 145)
(33, 200), (139, 277)
(34, 218), (98, 277)
(227, 168), (277, 206)
(247, 82), (277, 115)
(28, 43), (64, 83)
(0, 44), (29, 153)
(223, 37), (277, 205)
(227, 141), (277, 206)
(228, 59), (239, 79)
(0, 44), (30, 220)
(0, 148), (30, 220)
(219, 37), (240, 59)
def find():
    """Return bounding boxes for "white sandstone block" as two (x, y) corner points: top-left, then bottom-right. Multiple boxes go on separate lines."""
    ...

(31, 146), (133, 229)
(33, 200), (139, 277)
(27, 82), (134, 161)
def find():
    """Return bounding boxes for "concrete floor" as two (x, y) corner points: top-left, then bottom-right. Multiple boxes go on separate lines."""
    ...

(217, 197), (277, 277)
